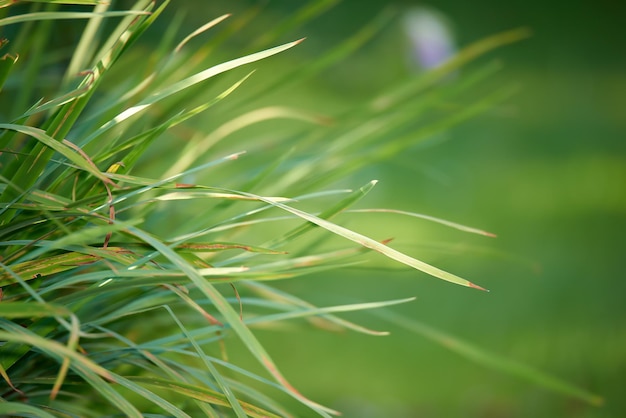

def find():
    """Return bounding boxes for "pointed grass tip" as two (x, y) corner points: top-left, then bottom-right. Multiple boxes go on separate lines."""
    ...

(469, 281), (489, 292)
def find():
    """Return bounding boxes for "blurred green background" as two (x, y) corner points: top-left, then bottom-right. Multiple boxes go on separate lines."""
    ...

(151, 1), (624, 417)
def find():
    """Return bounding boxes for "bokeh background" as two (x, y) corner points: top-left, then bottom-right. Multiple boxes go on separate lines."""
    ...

(153, 1), (624, 417)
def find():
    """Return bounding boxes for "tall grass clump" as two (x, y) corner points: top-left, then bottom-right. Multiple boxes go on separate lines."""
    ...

(0, 1), (602, 416)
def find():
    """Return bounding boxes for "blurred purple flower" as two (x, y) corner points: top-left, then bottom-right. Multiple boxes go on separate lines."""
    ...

(403, 7), (456, 70)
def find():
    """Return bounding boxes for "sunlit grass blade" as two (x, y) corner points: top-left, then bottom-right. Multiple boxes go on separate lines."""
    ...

(246, 282), (392, 336)
(81, 38), (305, 147)
(228, 186), (488, 290)
(166, 106), (329, 177)
(245, 297), (416, 328)
(0, 1), (157, 212)
(348, 208), (497, 237)
(175, 14), (231, 53)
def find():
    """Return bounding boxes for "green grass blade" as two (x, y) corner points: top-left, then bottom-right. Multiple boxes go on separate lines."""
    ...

(0, 403), (57, 418)
(231, 185), (489, 290)
(62, 1), (110, 87)
(246, 282), (391, 336)
(81, 38), (304, 147)
(348, 208), (496, 237)
(0, 10), (150, 27)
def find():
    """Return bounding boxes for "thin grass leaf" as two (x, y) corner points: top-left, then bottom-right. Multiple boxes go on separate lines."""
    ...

(245, 297), (416, 328)
(62, 1), (110, 87)
(348, 208), (496, 237)
(175, 14), (231, 53)
(51, 314), (81, 399)
(166, 106), (330, 177)
(0, 2), (157, 214)
(0, 10), (150, 27)
(224, 184), (488, 290)
(81, 38), (305, 147)
(246, 282), (391, 336)
(0, 323), (192, 417)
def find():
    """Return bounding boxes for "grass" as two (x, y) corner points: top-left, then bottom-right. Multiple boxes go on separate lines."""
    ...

(0, 1), (603, 416)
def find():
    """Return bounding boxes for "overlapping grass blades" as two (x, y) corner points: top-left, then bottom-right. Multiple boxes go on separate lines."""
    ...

(0, 1), (600, 416)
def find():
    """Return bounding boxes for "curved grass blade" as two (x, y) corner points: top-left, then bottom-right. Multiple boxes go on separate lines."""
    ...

(175, 14), (231, 53)
(0, 325), (141, 417)
(348, 208), (496, 237)
(245, 297), (416, 328)
(229, 184), (488, 290)
(246, 282), (391, 336)
(82, 38), (305, 146)
(166, 106), (330, 177)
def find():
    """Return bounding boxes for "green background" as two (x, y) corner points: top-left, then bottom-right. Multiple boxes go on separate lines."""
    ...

(154, 1), (624, 417)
